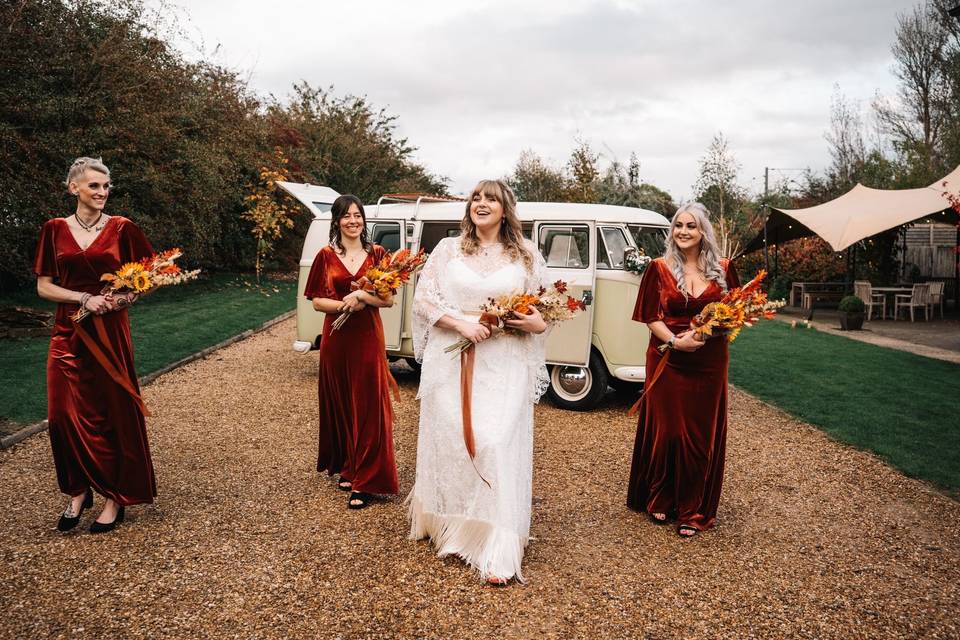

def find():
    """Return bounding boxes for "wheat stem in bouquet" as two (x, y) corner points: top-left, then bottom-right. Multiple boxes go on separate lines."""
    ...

(71, 248), (200, 323)
(330, 248), (426, 331)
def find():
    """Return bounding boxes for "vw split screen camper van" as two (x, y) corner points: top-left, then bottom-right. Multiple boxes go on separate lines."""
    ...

(279, 182), (669, 411)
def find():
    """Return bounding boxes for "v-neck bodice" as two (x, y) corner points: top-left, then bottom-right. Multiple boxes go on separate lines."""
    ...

(303, 244), (387, 302)
(632, 257), (738, 334)
(35, 216), (154, 294)
(63, 215), (116, 252)
(34, 215), (154, 339)
(331, 249), (373, 279)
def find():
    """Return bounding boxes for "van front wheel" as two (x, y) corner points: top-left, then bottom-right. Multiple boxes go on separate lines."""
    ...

(547, 352), (609, 411)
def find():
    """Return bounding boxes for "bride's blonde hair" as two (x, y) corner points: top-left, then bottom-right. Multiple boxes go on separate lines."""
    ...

(460, 179), (533, 271)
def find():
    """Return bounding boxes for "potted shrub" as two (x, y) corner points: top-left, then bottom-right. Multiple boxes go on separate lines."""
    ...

(838, 295), (865, 331)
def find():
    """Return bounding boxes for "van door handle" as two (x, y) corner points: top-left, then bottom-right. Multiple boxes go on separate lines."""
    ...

(581, 290), (593, 306)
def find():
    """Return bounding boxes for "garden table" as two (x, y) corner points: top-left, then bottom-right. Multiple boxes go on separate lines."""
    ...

(871, 287), (912, 319)
(791, 282), (847, 308)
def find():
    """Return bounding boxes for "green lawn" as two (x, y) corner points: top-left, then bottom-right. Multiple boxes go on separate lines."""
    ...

(729, 321), (960, 494)
(0, 274), (296, 428)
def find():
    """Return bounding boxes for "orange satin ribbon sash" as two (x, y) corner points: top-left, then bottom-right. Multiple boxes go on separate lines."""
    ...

(459, 327), (495, 489)
(74, 316), (151, 417)
(383, 357), (400, 402)
(627, 350), (671, 417)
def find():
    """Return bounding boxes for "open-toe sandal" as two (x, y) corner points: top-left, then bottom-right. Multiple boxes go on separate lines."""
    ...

(648, 511), (669, 525)
(347, 491), (373, 510)
(678, 525), (698, 537)
(337, 476), (352, 492)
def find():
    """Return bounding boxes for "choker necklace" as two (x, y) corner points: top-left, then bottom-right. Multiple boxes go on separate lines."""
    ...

(75, 212), (105, 233)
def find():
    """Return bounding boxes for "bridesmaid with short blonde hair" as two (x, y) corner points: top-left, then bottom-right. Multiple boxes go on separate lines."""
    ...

(36, 157), (157, 533)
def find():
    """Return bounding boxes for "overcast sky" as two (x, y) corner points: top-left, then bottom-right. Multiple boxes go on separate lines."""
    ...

(156, 0), (911, 201)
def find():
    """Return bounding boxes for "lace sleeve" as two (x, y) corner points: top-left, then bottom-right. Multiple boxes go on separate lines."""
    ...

(412, 237), (464, 362)
(524, 239), (551, 403)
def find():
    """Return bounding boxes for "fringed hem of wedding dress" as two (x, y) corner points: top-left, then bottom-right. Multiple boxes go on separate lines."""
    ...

(407, 494), (528, 582)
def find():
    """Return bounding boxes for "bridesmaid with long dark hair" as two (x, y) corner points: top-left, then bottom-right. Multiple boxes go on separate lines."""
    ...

(304, 194), (399, 509)
(35, 157), (156, 534)
(627, 202), (739, 537)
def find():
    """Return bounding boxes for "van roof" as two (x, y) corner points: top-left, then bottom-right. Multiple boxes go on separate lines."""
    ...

(371, 201), (670, 226)
(277, 180), (670, 227)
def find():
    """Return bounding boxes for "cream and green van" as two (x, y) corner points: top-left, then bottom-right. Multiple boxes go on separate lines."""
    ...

(279, 182), (669, 411)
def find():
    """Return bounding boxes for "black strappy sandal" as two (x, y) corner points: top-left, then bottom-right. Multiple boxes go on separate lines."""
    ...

(337, 476), (352, 492)
(678, 524), (698, 537)
(648, 512), (669, 525)
(347, 491), (373, 510)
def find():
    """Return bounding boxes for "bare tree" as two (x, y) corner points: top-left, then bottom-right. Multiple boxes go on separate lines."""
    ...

(694, 132), (746, 257)
(825, 85), (867, 187)
(873, 3), (950, 172)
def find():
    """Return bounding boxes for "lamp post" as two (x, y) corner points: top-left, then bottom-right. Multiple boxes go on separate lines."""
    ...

(761, 167), (804, 280)
(950, 5), (960, 307)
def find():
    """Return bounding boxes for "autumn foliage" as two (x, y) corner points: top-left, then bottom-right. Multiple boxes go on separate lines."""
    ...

(0, 1), (445, 290)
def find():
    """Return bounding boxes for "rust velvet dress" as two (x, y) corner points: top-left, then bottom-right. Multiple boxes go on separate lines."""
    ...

(627, 257), (740, 531)
(34, 216), (157, 505)
(303, 244), (399, 495)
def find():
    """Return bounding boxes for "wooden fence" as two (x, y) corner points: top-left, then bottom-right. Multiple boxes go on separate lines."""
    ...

(903, 223), (958, 278)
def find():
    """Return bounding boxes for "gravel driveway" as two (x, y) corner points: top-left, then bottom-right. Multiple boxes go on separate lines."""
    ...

(1, 317), (957, 639)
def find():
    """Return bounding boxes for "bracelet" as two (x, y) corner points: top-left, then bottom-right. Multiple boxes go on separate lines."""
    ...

(79, 293), (92, 309)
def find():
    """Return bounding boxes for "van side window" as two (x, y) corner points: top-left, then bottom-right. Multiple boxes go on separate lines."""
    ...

(369, 222), (401, 252)
(420, 223), (461, 253)
(598, 227), (628, 270)
(628, 225), (666, 257)
(539, 225), (590, 269)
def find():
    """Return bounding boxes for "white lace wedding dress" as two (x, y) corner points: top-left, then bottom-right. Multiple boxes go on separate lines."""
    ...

(407, 237), (549, 582)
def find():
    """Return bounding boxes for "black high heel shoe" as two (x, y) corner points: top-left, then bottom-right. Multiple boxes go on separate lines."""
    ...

(57, 488), (93, 532)
(89, 505), (124, 534)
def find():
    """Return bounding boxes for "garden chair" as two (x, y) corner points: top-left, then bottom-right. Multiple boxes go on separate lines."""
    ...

(893, 283), (930, 322)
(926, 281), (945, 319)
(854, 280), (885, 321)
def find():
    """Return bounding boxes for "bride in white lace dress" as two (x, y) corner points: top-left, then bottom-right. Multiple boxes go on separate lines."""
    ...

(408, 179), (549, 585)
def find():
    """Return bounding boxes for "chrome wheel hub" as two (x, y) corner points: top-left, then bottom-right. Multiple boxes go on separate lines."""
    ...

(556, 366), (589, 396)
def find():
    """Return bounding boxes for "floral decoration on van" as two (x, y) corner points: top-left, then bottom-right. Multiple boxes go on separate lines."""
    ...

(624, 247), (652, 276)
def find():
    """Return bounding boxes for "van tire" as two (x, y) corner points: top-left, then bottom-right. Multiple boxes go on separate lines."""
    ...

(547, 351), (609, 411)
(404, 357), (422, 373)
